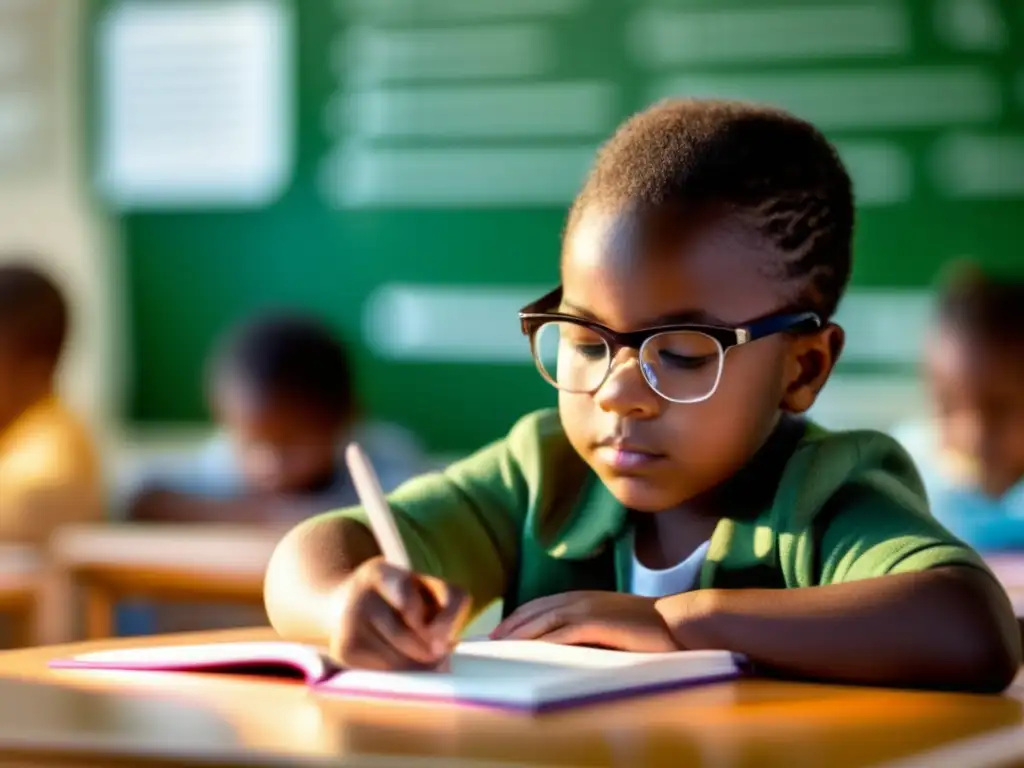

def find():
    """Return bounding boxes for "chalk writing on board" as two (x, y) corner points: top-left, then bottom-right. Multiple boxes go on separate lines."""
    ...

(324, 0), (1021, 210)
(323, 0), (611, 208)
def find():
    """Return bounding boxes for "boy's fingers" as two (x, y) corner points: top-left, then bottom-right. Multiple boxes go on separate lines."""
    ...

(366, 594), (443, 666)
(345, 626), (432, 672)
(525, 623), (603, 647)
(491, 594), (571, 639)
(495, 608), (568, 641)
(359, 561), (469, 654)
(374, 565), (430, 631)
(419, 574), (471, 644)
(329, 613), (415, 672)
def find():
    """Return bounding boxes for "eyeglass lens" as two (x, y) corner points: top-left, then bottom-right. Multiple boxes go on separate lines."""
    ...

(532, 321), (724, 403)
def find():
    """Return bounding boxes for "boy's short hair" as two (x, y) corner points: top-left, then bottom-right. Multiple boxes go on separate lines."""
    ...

(211, 313), (357, 421)
(937, 262), (1024, 348)
(0, 262), (68, 364)
(569, 98), (855, 319)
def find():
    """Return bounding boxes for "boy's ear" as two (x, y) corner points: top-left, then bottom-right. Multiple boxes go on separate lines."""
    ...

(780, 323), (845, 414)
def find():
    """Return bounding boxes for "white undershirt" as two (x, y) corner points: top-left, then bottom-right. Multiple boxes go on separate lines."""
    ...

(630, 540), (711, 598)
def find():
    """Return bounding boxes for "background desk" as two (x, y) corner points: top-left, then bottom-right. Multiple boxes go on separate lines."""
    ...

(0, 629), (1021, 767)
(0, 546), (41, 648)
(49, 524), (285, 640)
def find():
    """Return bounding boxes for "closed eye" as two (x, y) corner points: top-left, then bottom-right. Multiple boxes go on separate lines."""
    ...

(658, 351), (718, 370)
(573, 343), (607, 360)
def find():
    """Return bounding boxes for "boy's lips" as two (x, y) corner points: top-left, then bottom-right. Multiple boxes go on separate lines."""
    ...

(593, 439), (666, 471)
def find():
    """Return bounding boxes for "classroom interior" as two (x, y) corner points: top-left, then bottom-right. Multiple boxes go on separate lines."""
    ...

(0, 0), (1022, 766)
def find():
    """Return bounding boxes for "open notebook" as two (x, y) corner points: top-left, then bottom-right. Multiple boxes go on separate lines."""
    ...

(50, 639), (744, 712)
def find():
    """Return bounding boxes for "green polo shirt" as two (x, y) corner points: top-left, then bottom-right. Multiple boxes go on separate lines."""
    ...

(328, 409), (986, 617)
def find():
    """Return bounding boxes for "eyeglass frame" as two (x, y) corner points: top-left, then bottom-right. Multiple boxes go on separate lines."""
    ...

(518, 286), (823, 404)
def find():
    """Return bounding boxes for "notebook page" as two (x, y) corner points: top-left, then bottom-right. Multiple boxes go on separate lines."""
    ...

(454, 639), (733, 668)
(319, 639), (741, 710)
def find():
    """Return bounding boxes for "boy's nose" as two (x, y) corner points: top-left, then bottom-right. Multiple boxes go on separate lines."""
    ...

(592, 351), (661, 418)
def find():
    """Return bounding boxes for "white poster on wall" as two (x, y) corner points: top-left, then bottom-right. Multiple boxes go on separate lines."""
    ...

(97, 0), (293, 209)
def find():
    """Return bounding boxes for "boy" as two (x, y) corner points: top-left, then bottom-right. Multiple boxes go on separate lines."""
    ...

(264, 100), (1019, 691)
(0, 262), (102, 544)
(125, 313), (426, 525)
(896, 265), (1024, 551)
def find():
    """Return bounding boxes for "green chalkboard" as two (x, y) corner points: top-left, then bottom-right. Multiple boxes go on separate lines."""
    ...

(89, 0), (1024, 453)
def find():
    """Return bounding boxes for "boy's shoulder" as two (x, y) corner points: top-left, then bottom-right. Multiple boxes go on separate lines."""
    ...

(497, 408), (582, 479)
(474, 407), (568, 462)
(506, 407), (565, 439)
(776, 421), (928, 527)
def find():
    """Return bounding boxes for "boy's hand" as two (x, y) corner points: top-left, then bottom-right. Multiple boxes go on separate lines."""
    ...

(327, 557), (471, 670)
(490, 591), (680, 653)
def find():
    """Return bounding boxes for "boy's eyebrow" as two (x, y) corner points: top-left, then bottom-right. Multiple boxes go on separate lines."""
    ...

(558, 300), (730, 328)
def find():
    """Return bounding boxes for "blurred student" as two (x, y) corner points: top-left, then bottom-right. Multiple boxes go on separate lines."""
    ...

(117, 313), (427, 634)
(0, 262), (102, 544)
(894, 265), (1024, 552)
(124, 313), (427, 526)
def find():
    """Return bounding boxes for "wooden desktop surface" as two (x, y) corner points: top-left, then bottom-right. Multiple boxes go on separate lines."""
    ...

(0, 629), (1021, 767)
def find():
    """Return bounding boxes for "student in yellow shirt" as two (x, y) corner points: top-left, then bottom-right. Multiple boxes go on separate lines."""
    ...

(0, 263), (102, 544)
(264, 100), (1019, 692)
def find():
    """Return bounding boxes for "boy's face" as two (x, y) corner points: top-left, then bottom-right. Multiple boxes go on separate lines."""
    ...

(926, 326), (1024, 497)
(213, 379), (343, 496)
(557, 206), (841, 512)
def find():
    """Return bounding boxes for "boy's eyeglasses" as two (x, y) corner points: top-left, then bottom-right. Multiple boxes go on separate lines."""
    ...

(519, 287), (822, 404)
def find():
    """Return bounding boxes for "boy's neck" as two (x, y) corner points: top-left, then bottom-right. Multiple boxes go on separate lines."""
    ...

(633, 414), (807, 569)
(702, 413), (807, 516)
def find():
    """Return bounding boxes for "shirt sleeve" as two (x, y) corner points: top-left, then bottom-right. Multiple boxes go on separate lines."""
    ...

(321, 411), (558, 612)
(816, 470), (990, 584)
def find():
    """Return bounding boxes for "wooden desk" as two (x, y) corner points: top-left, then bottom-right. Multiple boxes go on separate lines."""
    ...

(49, 525), (284, 640)
(0, 546), (41, 647)
(0, 629), (1021, 767)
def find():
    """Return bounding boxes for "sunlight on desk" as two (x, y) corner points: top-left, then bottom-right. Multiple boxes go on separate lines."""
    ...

(0, 628), (1020, 767)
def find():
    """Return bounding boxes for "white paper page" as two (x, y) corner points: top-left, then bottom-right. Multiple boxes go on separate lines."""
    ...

(322, 640), (740, 709)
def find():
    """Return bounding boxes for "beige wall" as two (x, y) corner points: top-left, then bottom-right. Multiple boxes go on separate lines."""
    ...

(0, 0), (122, 440)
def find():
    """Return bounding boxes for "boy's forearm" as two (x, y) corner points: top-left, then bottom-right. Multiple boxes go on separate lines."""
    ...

(264, 516), (381, 643)
(658, 566), (1021, 692)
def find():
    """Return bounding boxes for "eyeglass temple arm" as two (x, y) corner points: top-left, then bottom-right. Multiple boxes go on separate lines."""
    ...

(518, 286), (564, 333)
(742, 312), (822, 343)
